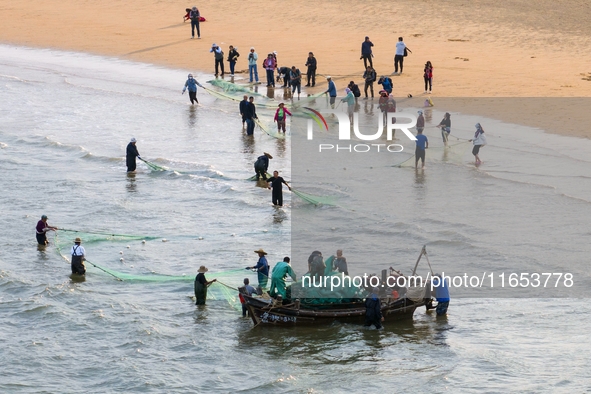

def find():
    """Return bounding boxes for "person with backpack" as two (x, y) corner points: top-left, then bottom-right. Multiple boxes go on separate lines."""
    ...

(254, 152), (273, 180)
(189, 6), (201, 39)
(423, 61), (433, 93)
(210, 43), (225, 76)
(378, 76), (393, 94)
(348, 81), (361, 104)
(227, 46), (240, 76)
(289, 66), (302, 98)
(263, 53), (277, 87)
(363, 66), (377, 98)
(394, 37), (411, 74)
(243, 96), (258, 135)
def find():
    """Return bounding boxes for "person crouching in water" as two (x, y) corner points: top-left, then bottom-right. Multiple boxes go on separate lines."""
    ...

(470, 123), (487, 165)
(254, 152), (273, 180)
(70, 237), (86, 275)
(274, 103), (292, 133)
(364, 287), (383, 329)
(194, 265), (217, 305)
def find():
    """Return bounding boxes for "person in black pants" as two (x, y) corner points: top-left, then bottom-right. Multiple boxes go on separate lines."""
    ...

(267, 170), (291, 206)
(305, 52), (317, 87)
(126, 137), (140, 172)
(360, 36), (374, 68)
(243, 97), (257, 135)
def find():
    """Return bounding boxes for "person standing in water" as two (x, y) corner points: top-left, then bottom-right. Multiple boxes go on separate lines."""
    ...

(70, 237), (86, 275)
(364, 287), (383, 329)
(267, 170), (291, 207)
(126, 138), (141, 172)
(35, 214), (57, 245)
(182, 73), (203, 105)
(437, 112), (451, 146)
(470, 123), (487, 165)
(247, 249), (270, 289)
(194, 265), (216, 305)
(415, 127), (429, 169)
(325, 76), (337, 108)
(332, 249), (349, 275)
(274, 103), (292, 133)
(269, 256), (296, 300)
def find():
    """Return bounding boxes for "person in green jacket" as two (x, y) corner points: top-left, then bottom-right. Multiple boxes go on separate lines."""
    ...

(269, 257), (296, 299)
(341, 88), (356, 125)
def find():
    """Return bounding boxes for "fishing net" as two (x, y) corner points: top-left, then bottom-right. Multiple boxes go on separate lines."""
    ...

(246, 173), (272, 181)
(290, 270), (368, 306)
(292, 189), (338, 206)
(254, 118), (284, 139)
(207, 79), (264, 96)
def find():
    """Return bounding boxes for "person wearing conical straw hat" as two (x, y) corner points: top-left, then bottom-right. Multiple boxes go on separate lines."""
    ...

(254, 152), (273, 181)
(246, 249), (269, 289)
(70, 237), (86, 275)
(194, 265), (217, 305)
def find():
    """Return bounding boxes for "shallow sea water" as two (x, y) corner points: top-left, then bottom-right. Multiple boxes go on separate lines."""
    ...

(1, 45), (590, 393)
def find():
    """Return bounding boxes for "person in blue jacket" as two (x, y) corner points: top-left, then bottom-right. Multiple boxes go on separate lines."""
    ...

(360, 36), (374, 69)
(324, 76), (337, 108)
(247, 249), (270, 289)
(182, 73), (203, 105)
(433, 273), (450, 316)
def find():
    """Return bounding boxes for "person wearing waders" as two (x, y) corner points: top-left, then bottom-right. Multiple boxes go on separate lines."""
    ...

(194, 265), (216, 305)
(70, 237), (86, 275)
(364, 287), (384, 329)
(126, 138), (141, 172)
(267, 170), (291, 207)
(182, 73), (203, 105)
(254, 152), (273, 180)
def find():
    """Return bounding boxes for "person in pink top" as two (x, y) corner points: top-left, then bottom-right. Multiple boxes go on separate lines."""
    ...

(423, 61), (433, 93)
(274, 103), (292, 133)
(263, 53), (277, 87)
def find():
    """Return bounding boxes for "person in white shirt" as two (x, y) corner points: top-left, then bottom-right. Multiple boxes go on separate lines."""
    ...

(470, 123), (487, 165)
(394, 37), (411, 74)
(70, 237), (86, 275)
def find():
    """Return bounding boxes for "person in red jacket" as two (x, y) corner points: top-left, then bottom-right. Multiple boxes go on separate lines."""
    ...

(274, 103), (292, 133)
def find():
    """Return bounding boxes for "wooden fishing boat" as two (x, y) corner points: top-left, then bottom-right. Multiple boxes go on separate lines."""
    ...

(243, 246), (436, 326)
(243, 294), (427, 326)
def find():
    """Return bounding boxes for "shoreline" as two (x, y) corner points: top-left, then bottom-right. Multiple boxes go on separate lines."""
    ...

(2, 0), (591, 138)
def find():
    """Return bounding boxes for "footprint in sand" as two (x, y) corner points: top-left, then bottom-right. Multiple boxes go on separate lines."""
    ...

(448, 39), (470, 42)
(454, 57), (470, 61)
(581, 73), (591, 81)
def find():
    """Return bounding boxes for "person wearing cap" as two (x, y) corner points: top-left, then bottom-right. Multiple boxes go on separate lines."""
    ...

(364, 287), (384, 329)
(305, 52), (317, 87)
(247, 249), (270, 289)
(70, 237), (86, 275)
(360, 36), (374, 69)
(209, 44), (225, 76)
(324, 76), (337, 108)
(267, 170), (291, 207)
(254, 152), (273, 180)
(189, 6), (201, 39)
(394, 37), (411, 74)
(341, 88), (356, 124)
(362, 66), (377, 98)
(243, 96), (258, 136)
(415, 123), (429, 169)
(182, 73), (203, 105)
(377, 75), (393, 94)
(35, 215), (57, 245)
(194, 265), (217, 305)
(274, 103), (292, 133)
(269, 257), (296, 300)
(470, 123), (487, 165)
(248, 48), (259, 83)
(239, 278), (256, 317)
(227, 45), (240, 76)
(126, 138), (141, 172)
(437, 112), (452, 146)
(263, 54), (277, 87)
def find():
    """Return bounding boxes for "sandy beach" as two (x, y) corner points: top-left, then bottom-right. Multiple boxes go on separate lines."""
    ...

(2, 0), (591, 137)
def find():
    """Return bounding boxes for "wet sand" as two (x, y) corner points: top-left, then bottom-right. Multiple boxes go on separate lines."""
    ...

(1, 0), (591, 136)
